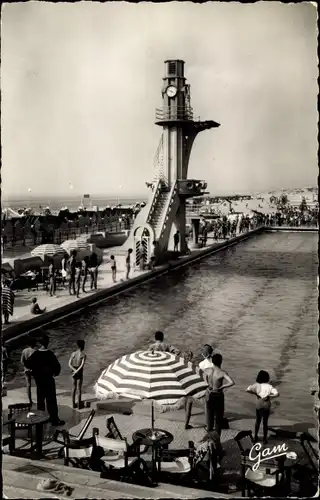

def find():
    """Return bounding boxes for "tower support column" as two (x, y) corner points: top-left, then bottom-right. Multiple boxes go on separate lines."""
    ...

(176, 202), (187, 253)
(191, 218), (200, 245)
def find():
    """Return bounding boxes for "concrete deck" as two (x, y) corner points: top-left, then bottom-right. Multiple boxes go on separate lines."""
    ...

(3, 383), (316, 498)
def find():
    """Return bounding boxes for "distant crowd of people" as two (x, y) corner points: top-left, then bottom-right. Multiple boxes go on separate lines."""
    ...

(264, 210), (318, 227)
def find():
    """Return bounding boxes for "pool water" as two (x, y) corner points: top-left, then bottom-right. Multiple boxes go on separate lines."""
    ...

(7, 231), (318, 423)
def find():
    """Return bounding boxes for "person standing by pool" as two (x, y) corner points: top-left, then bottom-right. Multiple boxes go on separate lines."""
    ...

(68, 250), (77, 295)
(2, 279), (15, 324)
(110, 255), (117, 282)
(61, 255), (67, 286)
(246, 370), (279, 444)
(75, 262), (82, 299)
(90, 251), (98, 290)
(81, 256), (89, 293)
(185, 344), (214, 429)
(126, 248), (133, 279)
(21, 337), (37, 405)
(25, 334), (65, 426)
(173, 231), (180, 252)
(68, 340), (86, 409)
(205, 353), (234, 436)
(48, 258), (56, 297)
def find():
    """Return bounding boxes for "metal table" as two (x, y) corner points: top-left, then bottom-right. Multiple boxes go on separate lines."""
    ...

(10, 410), (50, 457)
(132, 428), (173, 480)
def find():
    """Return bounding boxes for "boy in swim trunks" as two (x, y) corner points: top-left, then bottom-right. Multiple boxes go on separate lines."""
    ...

(68, 340), (86, 409)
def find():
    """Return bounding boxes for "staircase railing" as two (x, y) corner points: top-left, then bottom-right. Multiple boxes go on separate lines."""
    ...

(146, 179), (163, 226)
(158, 181), (178, 240)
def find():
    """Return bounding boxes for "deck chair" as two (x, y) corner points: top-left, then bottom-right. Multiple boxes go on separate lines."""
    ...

(54, 409), (95, 458)
(95, 429), (153, 486)
(105, 416), (123, 439)
(234, 431), (285, 497)
(106, 416), (148, 454)
(291, 433), (319, 496)
(62, 429), (100, 471)
(2, 420), (14, 454)
(157, 441), (195, 479)
(299, 432), (319, 472)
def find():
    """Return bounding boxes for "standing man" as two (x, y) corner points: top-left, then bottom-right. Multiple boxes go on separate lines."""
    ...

(75, 262), (82, 299)
(90, 251), (98, 290)
(2, 280), (15, 324)
(68, 340), (86, 409)
(48, 258), (56, 297)
(185, 344), (214, 430)
(25, 334), (65, 426)
(205, 353), (234, 436)
(173, 231), (180, 252)
(81, 256), (89, 293)
(68, 250), (77, 295)
(126, 248), (133, 279)
(21, 337), (37, 405)
(110, 255), (117, 283)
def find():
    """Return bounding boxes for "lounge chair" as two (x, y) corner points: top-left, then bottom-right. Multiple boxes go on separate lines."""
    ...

(234, 430), (285, 497)
(54, 409), (95, 458)
(106, 416), (148, 454)
(96, 429), (154, 486)
(62, 429), (100, 471)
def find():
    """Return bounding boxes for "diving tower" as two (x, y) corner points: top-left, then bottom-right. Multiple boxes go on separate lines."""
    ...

(124, 60), (220, 266)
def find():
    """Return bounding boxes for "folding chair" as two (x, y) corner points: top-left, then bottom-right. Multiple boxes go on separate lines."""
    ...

(105, 416), (123, 440)
(299, 432), (319, 472)
(62, 429), (100, 471)
(8, 403), (33, 448)
(54, 409), (95, 458)
(2, 420), (14, 454)
(106, 416), (148, 454)
(234, 431), (285, 497)
(95, 429), (153, 486)
(157, 441), (195, 478)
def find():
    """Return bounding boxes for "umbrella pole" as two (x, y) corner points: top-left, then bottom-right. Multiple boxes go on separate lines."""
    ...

(151, 400), (154, 430)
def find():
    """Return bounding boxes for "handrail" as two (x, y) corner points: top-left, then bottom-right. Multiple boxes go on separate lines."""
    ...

(146, 179), (162, 225)
(155, 106), (194, 121)
(158, 181), (178, 239)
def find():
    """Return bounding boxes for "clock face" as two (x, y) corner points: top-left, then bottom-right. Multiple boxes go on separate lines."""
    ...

(166, 85), (177, 98)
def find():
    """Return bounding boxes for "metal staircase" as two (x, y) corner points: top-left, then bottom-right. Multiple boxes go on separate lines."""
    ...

(147, 187), (171, 240)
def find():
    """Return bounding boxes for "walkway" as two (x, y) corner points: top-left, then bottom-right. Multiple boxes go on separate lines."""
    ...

(2, 246), (147, 342)
(3, 383), (316, 498)
(2, 229), (259, 342)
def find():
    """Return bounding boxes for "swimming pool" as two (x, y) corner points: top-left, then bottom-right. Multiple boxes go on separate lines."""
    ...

(7, 231), (318, 423)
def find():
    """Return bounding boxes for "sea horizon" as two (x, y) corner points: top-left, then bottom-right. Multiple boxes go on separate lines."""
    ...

(1, 194), (148, 212)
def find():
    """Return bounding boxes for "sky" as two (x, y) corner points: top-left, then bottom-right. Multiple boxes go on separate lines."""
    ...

(1, 1), (318, 199)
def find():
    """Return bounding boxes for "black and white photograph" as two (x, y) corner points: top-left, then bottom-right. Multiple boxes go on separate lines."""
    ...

(1, 1), (318, 498)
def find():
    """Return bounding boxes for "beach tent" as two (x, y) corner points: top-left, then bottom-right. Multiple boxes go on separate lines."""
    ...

(2, 207), (23, 220)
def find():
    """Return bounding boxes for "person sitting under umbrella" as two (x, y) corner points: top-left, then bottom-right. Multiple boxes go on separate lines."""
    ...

(194, 430), (224, 477)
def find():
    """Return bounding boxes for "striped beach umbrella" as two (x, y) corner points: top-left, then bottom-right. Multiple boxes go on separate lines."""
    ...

(94, 350), (207, 408)
(31, 244), (66, 259)
(61, 239), (90, 253)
